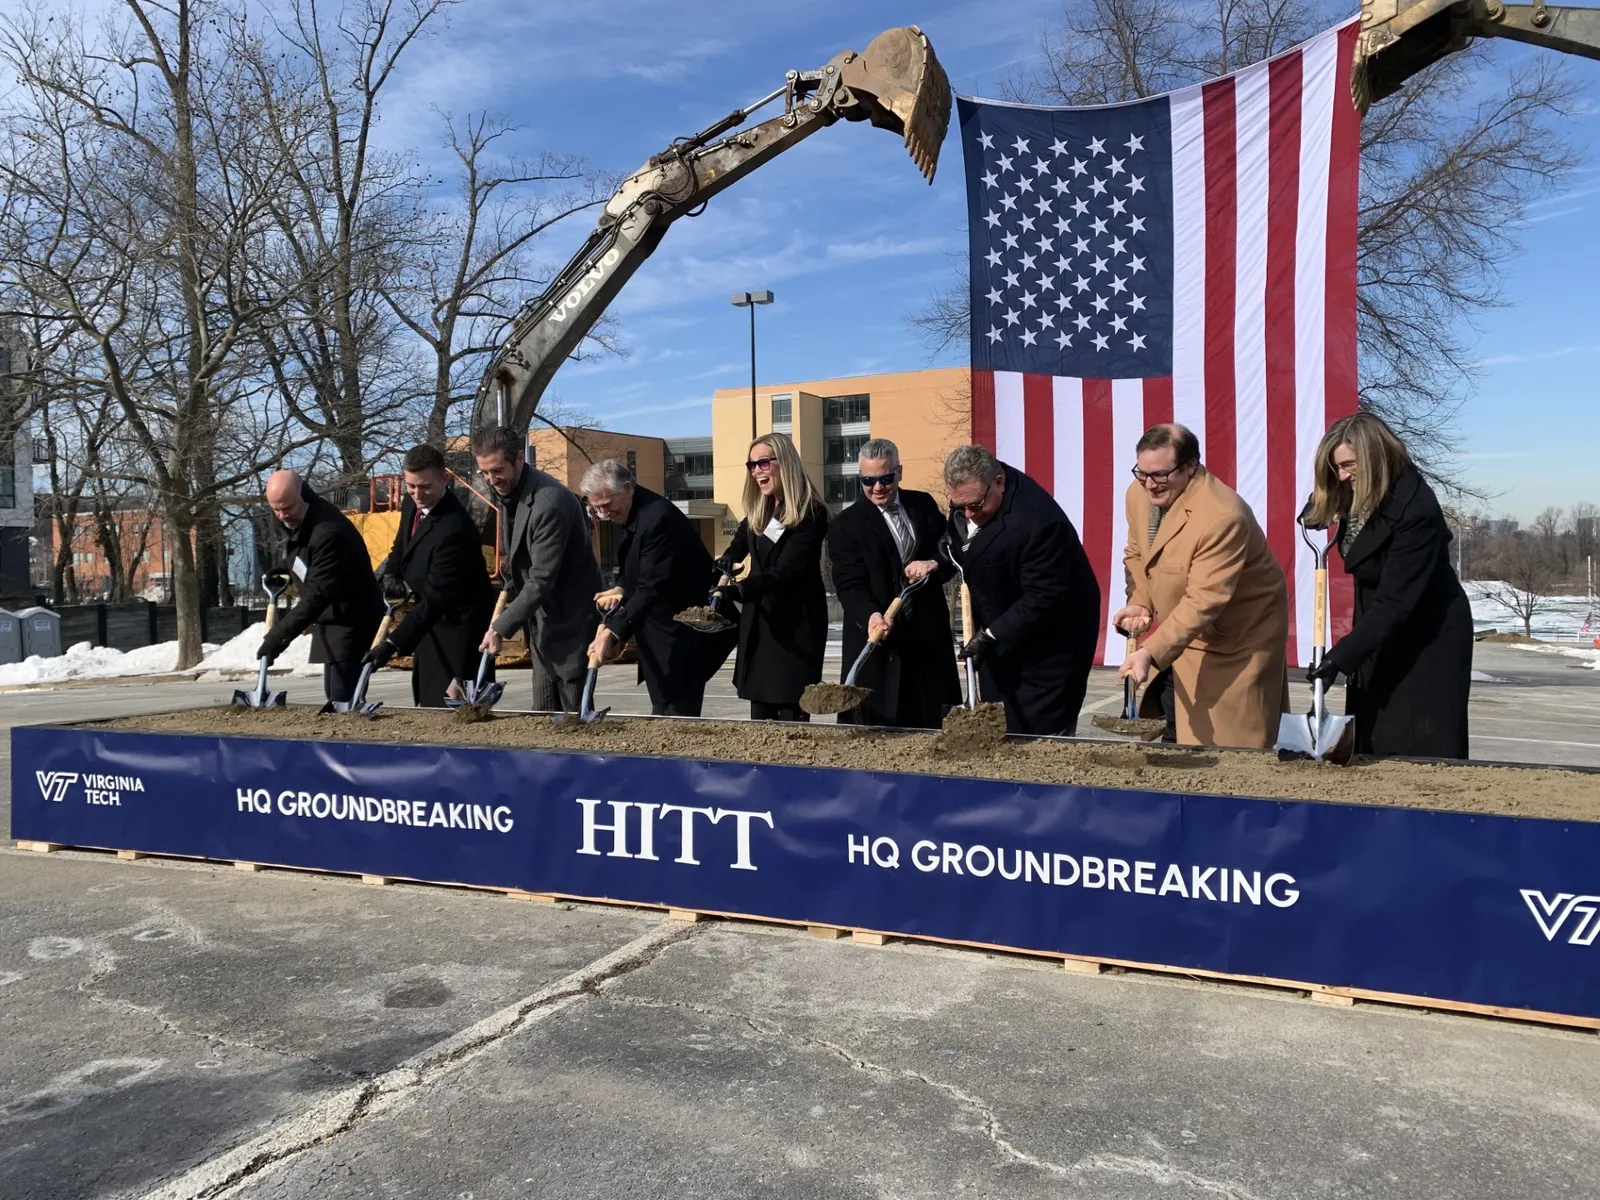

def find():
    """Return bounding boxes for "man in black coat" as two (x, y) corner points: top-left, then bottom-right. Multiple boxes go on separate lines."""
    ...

(367, 445), (496, 708)
(580, 460), (731, 716)
(943, 444), (1101, 736)
(826, 438), (960, 728)
(259, 469), (385, 704)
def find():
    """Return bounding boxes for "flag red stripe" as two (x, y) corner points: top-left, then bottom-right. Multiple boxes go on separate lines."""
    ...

(1324, 21), (1361, 642)
(1081, 379), (1115, 666)
(1022, 373), (1054, 493)
(1143, 376), (1174, 431)
(1202, 78), (1238, 490)
(971, 369), (996, 452)
(1266, 51), (1303, 667)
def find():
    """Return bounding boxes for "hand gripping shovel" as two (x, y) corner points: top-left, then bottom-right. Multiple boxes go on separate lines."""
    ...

(800, 578), (926, 716)
(937, 534), (981, 710)
(1093, 631), (1167, 740)
(1276, 523), (1355, 764)
(446, 589), (512, 720)
(675, 559), (748, 633)
(233, 572), (291, 708)
(323, 596), (401, 716)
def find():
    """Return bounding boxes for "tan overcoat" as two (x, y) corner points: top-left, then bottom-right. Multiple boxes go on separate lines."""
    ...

(1124, 468), (1289, 748)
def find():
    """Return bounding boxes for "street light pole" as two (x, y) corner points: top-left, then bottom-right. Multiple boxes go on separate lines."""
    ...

(730, 290), (774, 441)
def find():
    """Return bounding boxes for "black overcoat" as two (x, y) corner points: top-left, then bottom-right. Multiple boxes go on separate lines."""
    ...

(602, 486), (733, 708)
(826, 488), (960, 728)
(946, 462), (1101, 736)
(271, 483), (384, 664)
(1325, 465), (1472, 759)
(381, 489), (495, 707)
(727, 501), (829, 706)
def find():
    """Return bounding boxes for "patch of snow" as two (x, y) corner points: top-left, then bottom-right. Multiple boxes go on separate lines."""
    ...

(1467, 582), (1596, 641)
(0, 638), (221, 687)
(198, 623), (320, 677)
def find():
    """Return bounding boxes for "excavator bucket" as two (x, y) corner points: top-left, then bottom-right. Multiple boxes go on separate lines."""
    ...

(840, 26), (952, 182)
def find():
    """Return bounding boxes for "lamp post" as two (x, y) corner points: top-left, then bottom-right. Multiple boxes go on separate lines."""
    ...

(730, 290), (774, 440)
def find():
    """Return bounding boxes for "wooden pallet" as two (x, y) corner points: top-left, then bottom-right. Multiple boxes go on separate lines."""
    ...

(15, 840), (1597, 1033)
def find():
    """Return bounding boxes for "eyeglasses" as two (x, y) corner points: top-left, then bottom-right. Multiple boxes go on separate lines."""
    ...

(859, 471), (898, 489)
(950, 479), (995, 515)
(746, 457), (775, 473)
(1131, 464), (1190, 484)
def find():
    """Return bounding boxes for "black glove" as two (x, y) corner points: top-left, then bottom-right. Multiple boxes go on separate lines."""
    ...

(1306, 657), (1342, 686)
(255, 633), (285, 665)
(363, 640), (396, 670)
(380, 575), (409, 603)
(712, 553), (736, 580)
(712, 583), (742, 612)
(959, 629), (996, 667)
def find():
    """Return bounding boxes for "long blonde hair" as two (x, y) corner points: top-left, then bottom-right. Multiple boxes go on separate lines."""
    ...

(1304, 412), (1412, 529)
(741, 431), (821, 529)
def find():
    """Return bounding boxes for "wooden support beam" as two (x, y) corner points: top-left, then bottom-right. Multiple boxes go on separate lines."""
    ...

(1310, 989), (1356, 1007)
(808, 925), (847, 940)
(361, 874), (391, 887)
(506, 890), (558, 904)
(233, 861), (262, 872)
(1062, 958), (1106, 975)
(116, 850), (147, 861)
(851, 931), (890, 945)
(668, 908), (705, 923)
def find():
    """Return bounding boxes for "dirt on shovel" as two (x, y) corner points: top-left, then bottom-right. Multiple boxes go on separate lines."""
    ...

(674, 605), (726, 628)
(1091, 714), (1167, 740)
(800, 682), (871, 716)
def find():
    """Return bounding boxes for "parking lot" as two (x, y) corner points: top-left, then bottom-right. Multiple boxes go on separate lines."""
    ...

(2, 642), (1598, 1199)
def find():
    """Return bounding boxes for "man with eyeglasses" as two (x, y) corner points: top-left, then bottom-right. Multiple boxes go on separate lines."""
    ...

(942, 444), (1100, 736)
(1114, 423), (1289, 748)
(471, 425), (600, 712)
(825, 439), (960, 727)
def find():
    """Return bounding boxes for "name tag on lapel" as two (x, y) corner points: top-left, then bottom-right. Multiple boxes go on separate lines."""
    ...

(762, 516), (785, 544)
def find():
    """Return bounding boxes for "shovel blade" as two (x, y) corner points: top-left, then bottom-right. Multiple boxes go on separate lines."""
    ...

(235, 689), (286, 709)
(1275, 711), (1354, 763)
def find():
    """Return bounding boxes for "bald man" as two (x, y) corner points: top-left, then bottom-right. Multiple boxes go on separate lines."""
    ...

(259, 470), (385, 704)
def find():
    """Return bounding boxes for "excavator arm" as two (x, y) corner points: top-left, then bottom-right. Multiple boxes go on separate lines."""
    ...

(1356, 0), (1600, 107)
(474, 26), (951, 436)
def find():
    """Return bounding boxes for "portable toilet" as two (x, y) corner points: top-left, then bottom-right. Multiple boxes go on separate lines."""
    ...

(16, 606), (62, 659)
(0, 609), (20, 665)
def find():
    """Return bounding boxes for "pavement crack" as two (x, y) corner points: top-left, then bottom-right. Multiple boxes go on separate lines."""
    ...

(135, 922), (694, 1200)
(604, 993), (1265, 1199)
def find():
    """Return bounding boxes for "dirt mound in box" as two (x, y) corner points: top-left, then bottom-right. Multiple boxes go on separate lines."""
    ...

(933, 703), (1007, 757)
(101, 706), (1600, 821)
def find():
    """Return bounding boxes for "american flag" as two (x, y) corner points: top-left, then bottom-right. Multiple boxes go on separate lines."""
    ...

(959, 20), (1360, 667)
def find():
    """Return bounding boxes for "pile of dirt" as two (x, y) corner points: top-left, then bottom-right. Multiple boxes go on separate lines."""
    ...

(932, 703), (1007, 757)
(98, 706), (1600, 822)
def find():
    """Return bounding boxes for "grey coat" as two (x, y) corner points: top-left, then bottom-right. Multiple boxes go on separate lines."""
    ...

(492, 465), (601, 682)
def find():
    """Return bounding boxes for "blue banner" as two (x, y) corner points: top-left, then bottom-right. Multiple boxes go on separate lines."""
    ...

(12, 724), (1600, 1020)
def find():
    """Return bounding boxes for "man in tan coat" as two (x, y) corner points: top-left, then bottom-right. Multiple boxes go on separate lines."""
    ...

(1114, 424), (1289, 748)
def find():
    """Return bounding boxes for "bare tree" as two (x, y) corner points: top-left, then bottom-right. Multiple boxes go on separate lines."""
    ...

(1477, 533), (1558, 637)
(383, 112), (618, 448)
(0, 1), (322, 666)
(913, 0), (1580, 487)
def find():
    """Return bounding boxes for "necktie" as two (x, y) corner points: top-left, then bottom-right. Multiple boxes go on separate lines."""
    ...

(1147, 504), (1163, 545)
(410, 507), (422, 537)
(885, 502), (915, 563)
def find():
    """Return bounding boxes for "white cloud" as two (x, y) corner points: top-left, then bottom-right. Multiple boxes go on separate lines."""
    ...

(1476, 344), (1600, 367)
(825, 235), (951, 262)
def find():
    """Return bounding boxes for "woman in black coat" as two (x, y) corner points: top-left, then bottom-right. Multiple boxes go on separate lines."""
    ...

(718, 431), (829, 722)
(1305, 413), (1472, 759)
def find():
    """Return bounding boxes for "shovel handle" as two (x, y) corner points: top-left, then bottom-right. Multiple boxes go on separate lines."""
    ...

(587, 651), (603, 671)
(491, 588), (511, 623)
(959, 582), (974, 644)
(369, 605), (397, 651)
(1312, 566), (1327, 654)
(868, 596), (905, 646)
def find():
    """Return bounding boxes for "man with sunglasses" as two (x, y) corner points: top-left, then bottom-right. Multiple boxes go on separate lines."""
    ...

(943, 444), (1100, 736)
(1114, 423), (1289, 748)
(825, 439), (960, 727)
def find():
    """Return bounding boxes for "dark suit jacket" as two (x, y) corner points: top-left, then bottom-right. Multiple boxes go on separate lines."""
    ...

(602, 485), (729, 706)
(381, 489), (495, 702)
(826, 489), (960, 728)
(947, 462), (1100, 735)
(493, 465), (601, 681)
(1326, 465), (1472, 758)
(727, 500), (830, 706)
(270, 483), (385, 663)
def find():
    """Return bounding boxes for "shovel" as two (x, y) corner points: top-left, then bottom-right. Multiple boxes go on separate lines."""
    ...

(937, 533), (981, 710)
(799, 579), (925, 716)
(1093, 632), (1168, 740)
(1275, 523), (1355, 764)
(322, 596), (401, 716)
(675, 559), (748, 633)
(555, 650), (610, 725)
(446, 589), (512, 719)
(232, 572), (291, 708)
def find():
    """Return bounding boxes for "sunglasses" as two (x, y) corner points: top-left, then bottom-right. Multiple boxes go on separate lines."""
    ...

(950, 478), (995, 516)
(745, 457), (776, 473)
(859, 471), (898, 488)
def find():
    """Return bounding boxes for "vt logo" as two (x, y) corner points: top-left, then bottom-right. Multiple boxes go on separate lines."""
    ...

(35, 771), (79, 804)
(1521, 890), (1600, 945)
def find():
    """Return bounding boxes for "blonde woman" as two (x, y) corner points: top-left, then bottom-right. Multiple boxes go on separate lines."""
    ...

(1304, 412), (1471, 759)
(716, 431), (829, 721)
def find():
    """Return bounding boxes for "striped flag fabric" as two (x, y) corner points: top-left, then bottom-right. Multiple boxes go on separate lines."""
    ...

(959, 20), (1360, 668)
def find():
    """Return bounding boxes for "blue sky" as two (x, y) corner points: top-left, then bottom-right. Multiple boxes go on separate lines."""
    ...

(385, 0), (1600, 523)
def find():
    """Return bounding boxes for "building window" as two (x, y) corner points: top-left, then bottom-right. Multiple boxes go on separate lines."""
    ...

(771, 394), (792, 426)
(625, 449), (637, 479)
(825, 476), (857, 506)
(824, 433), (869, 465)
(674, 452), (713, 477)
(824, 393), (869, 425)
(0, 467), (14, 510)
